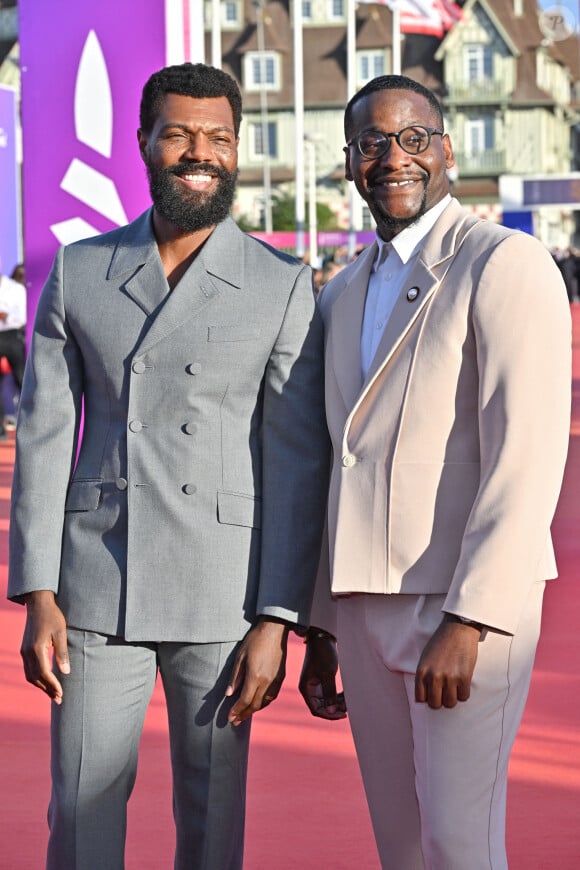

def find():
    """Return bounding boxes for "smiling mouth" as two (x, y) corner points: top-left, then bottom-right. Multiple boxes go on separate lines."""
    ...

(180, 173), (214, 183)
(372, 177), (422, 189)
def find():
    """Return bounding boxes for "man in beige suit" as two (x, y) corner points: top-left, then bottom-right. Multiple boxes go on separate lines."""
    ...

(300, 75), (571, 869)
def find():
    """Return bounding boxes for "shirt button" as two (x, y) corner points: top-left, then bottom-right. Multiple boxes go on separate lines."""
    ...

(182, 483), (197, 495)
(115, 477), (128, 491)
(186, 363), (202, 375)
(182, 422), (198, 435)
(129, 420), (143, 433)
(132, 360), (147, 374)
(342, 454), (356, 468)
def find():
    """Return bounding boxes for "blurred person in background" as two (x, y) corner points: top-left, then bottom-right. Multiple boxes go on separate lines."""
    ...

(0, 259), (26, 438)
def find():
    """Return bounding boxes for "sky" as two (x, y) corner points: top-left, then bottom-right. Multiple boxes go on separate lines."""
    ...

(535, 0), (579, 37)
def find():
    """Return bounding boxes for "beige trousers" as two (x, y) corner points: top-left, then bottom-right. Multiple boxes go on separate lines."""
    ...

(337, 582), (545, 870)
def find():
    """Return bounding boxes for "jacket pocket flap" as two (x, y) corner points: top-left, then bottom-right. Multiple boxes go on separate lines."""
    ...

(217, 491), (262, 529)
(65, 479), (103, 512)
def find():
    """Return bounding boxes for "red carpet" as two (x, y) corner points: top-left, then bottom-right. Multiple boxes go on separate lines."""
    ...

(1, 308), (579, 868)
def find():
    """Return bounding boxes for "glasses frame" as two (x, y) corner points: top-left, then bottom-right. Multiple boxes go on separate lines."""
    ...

(345, 126), (444, 160)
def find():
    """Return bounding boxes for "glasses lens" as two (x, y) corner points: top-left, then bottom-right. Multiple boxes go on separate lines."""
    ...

(357, 132), (389, 159)
(399, 126), (431, 154)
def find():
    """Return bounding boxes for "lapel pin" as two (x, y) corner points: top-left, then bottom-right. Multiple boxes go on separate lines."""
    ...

(406, 287), (420, 302)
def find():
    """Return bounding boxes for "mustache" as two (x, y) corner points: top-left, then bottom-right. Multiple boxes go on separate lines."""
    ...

(167, 162), (233, 181)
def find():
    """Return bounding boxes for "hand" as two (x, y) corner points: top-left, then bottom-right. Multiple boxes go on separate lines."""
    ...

(299, 632), (347, 720)
(21, 591), (70, 704)
(415, 615), (481, 709)
(226, 618), (289, 726)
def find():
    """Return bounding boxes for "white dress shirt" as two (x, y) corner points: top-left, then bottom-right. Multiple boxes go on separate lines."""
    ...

(361, 194), (451, 378)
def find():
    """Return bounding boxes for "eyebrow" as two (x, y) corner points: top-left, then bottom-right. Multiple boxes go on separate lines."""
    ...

(160, 122), (235, 135)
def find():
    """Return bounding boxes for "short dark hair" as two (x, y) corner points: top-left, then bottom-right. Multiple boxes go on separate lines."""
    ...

(139, 62), (243, 136)
(344, 75), (444, 140)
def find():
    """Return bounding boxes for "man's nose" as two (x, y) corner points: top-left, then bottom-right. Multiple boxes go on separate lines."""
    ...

(379, 138), (412, 168)
(183, 133), (214, 162)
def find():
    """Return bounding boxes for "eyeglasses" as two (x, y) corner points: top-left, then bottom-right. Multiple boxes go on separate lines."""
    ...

(345, 126), (443, 159)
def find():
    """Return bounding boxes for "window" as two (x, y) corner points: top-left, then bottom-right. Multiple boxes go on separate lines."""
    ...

(358, 50), (386, 86)
(465, 116), (494, 155)
(328, 0), (344, 20)
(244, 52), (281, 91)
(464, 45), (493, 82)
(223, 2), (238, 25)
(250, 122), (278, 160)
(302, 0), (312, 19)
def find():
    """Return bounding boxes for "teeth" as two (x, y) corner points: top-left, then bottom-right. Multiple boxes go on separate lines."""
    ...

(385, 179), (414, 187)
(183, 174), (212, 182)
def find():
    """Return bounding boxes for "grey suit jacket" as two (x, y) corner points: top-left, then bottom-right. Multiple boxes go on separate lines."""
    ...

(8, 210), (330, 642)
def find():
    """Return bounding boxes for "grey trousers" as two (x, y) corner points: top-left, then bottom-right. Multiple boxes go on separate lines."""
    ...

(47, 629), (251, 870)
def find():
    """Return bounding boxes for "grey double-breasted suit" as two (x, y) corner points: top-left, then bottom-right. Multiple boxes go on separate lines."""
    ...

(8, 210), (329, 642)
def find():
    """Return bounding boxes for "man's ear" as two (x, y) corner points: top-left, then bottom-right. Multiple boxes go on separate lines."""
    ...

(137, 128), (148, 161)
(442, 133), (455, 171)
(344, 148), (353, 182)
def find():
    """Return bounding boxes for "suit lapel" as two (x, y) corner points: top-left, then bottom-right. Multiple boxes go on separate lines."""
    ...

(107, 212), (245, 353)
(348, 199), (479, 414)
(108, 209), (169, 315)
(362, 257), (439, 387)
(137, 217), (243, 354)
(328, 243), (376, 411)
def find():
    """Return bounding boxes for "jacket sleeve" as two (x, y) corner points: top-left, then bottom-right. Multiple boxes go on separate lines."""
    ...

(443, 231), (572, 633)
(8, 247), (84, 602)
(256, 265), (331, 627)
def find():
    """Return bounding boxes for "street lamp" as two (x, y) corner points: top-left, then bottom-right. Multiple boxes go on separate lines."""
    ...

(254, 0), (273, 233)
(304, 136), (318, 267)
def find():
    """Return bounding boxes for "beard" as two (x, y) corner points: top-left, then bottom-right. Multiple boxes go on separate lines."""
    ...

(368, 177), (429, 238)
(145, 159), (239, 233)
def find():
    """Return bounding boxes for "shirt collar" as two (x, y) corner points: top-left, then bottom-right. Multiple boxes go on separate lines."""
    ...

(374, 193), (452, 267)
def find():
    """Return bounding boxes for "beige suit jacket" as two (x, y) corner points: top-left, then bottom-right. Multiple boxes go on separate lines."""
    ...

(312, 198), (571, 636)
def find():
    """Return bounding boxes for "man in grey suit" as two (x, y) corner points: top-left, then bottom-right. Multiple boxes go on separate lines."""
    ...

(8, 63), (329, 869)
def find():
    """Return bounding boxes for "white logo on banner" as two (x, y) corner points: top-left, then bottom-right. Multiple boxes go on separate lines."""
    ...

(51, 30), (128, 246)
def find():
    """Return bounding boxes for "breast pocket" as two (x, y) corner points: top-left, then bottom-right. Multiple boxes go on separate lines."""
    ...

(208, 325), (261, 343)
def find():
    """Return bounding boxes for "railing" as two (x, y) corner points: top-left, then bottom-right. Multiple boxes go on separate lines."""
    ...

(453, 149), (507, 175)
(445, 81), (507, 103)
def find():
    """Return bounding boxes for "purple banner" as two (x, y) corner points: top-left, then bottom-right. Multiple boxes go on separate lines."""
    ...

(19, 0), (167, 336)
(0, 85), (20, 277)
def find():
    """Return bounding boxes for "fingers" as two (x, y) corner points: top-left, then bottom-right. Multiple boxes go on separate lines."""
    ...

(414, 619), (479, 709)
(20, 600), (70, 704)
(22, 646), (65, 703)
(225, 653), (245, 699)
(414, 672), (471, 709)
(300, 676), (347, 720)
(228, 680), (281, 726)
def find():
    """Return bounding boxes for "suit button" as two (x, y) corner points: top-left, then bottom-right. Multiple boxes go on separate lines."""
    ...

(115, 477), (128, 491)
(182, 483), (197, 495)
(132, 360), (147, 374)
(183, 422), (198, 435)
(342, 454), (356, 468)
(186, 363), (202, 375)
(129, 420), (143, 433)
